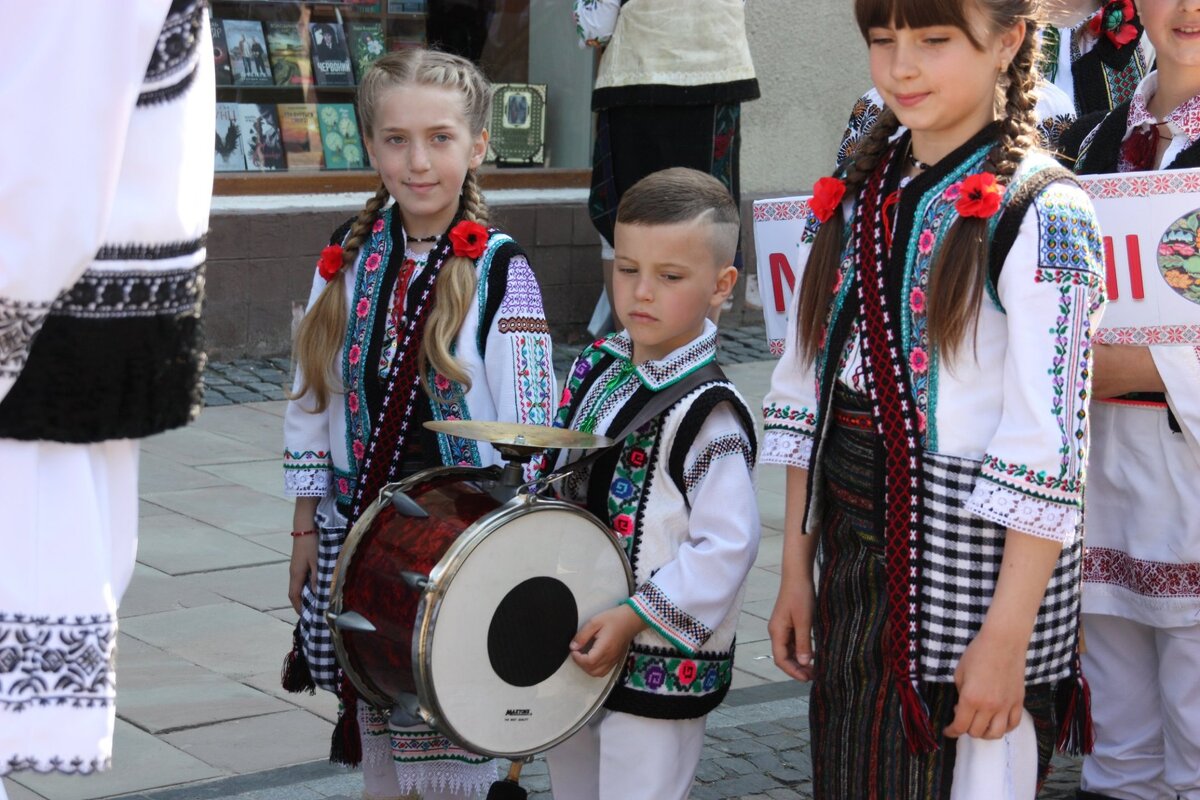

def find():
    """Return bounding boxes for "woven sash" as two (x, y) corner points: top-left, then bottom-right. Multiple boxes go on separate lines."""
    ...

(851, 148), (938, 753)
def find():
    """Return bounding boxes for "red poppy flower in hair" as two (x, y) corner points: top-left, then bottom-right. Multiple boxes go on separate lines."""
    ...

(809, 177), (847, 224)
(1088, 0), (1138, 49)
(318, 244), (344, 281)
(449, 220), (489, 259)
(953, 173), (1003, 219)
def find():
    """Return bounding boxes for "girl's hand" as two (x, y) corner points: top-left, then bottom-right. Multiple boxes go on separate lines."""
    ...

(944, 623), (1027, 740)
(768, 578), (817, 682)
(569, 604), (646, 677)
(288, 534), (318, 614)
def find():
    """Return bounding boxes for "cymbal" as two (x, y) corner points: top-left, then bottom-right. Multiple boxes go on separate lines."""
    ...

(423, 420), (613, 451)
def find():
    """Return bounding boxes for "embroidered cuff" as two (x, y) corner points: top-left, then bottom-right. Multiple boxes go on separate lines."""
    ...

(284, 451), (333, 498)
(625, 581), (712, 656)
(966, 479), (1079, 544)
(760, 429), (813, 469)
(0, 614), (115, 713)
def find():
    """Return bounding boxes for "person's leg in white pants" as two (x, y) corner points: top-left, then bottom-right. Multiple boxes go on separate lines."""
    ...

(1159, 622), (1200, 799)
(1081, 613), (1172, 799)
(547, 710), (706, 800)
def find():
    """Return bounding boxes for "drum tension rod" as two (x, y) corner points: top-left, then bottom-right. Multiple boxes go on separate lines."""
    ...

(390, 490), (429, 518)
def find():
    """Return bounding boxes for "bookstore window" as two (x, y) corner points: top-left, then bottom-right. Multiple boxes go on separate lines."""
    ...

(212, 0), (594, 193)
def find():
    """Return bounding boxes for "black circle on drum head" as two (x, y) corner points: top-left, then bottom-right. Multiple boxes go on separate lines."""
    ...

(487, 576), (578, 687)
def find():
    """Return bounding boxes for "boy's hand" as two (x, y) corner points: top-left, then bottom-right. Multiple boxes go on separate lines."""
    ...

(570, 604), (647, 677)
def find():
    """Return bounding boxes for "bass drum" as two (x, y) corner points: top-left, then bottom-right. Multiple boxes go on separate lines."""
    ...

(327, 465), (634, 758)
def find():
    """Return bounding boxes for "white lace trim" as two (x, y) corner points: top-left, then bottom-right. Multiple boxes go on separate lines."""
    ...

(760, 429), (813, 469)
(395, 759), (498, 796)
(966, 480), (1079, 544)
(283, 466), (331, 498)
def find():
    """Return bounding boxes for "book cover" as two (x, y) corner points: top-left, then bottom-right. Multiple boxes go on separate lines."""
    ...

(223, 19), (272, 86)
(237, 103), (287, 171)
(317, 104), (365, 169)
(346, 22), (385, 83)
(488, 84), (548, 166)
(266, 22), (313, 87)
(309, 23), (355, 87)
(278, 104), (324, 171)
(211, 17), (233, 85)
(214, 102), (246, 171)
(387, 36), (424, 52)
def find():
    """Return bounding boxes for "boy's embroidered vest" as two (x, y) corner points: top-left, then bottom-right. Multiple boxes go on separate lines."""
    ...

(556, 342), (757, 719)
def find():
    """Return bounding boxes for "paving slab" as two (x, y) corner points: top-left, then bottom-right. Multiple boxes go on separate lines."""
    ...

(161, 711), (333, 775)
(742, 566), (784, 604)
(179, 563), (292, 613)
(244, 532), (292, 558)
(11, 720), (221, 800)
(135, 513), (284, 576)
(115, 635), (291, 734)
(196, 461), (287, 502)
(120, 563), (226, 618)
(141, 485), (293, 538)
(120, 603), (294, 680)
(240, 672), (340, 725)
(138, 452), (233, 496)
(190, 406), (288, 456)
(243, 401), (287, 418)
(140, 427), (279, 468)
(0, 780), (46, 800)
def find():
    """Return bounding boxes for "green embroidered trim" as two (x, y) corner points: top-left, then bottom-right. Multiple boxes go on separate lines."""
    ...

(625, 599), (696, 656)
(621, 647), (733, 696)
(473, 233), (515, 357)
(578, 358), (637, 434)
(980, 454), (1081, 501)
(607, 422), (658, 555)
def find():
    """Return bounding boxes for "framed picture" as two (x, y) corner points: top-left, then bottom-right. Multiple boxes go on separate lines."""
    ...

(488, 83), (547, 166)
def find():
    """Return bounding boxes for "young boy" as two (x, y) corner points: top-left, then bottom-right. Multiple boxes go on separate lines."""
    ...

(1066, 1), (1200, 796)
(541, 168), (761, 800)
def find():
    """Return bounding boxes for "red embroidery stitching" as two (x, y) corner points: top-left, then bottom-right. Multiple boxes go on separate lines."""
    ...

(1084, 547), (1200, 598)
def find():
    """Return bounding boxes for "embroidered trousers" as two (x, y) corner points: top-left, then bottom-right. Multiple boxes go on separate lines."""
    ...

(0, 439), (139, 777)
(1081, 612), (1200, 799)
(544, 708), (706, 800)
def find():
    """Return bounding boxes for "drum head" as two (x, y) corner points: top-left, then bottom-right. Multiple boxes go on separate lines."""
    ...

(418, 499), (632, 757)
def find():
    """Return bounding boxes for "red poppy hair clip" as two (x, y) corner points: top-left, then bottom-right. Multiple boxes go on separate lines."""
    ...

(317, 244), (344, 281)
(1088, 0), (1138, 49)
(809, 177), (847, 223)
(953, 172), (1003, 219)
(449, 220), (489, 259)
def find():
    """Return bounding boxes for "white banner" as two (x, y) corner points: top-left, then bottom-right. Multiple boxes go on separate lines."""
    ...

(1079, 168), (1200, 344)
(752, 196), (810, 357)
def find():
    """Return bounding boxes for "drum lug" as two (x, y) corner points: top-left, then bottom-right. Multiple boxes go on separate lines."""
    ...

(401, 571), (430, 591)
(327, 610), (377, 633)
(389, 490), (429, 518)
(389, 696), (425, 728)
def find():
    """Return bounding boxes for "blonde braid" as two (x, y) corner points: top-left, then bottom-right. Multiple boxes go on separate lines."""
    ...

(420, 169), (491, 391)
(291, 183), (391, 412)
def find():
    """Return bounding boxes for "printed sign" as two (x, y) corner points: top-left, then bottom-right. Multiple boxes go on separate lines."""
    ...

(1078, 168), (1200, 344)
(752, 196), (811, 357)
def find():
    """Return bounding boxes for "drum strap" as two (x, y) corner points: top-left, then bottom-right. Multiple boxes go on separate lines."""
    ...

(541, 362), (727, 483)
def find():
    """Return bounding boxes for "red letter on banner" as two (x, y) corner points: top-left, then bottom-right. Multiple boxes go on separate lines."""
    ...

(1125, 234), (1144, 300)
(770, 253), (796, 313)
(1103, 236), (1119, 301)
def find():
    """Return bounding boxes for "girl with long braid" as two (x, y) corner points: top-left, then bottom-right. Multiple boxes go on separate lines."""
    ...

(763, 0), (1106, 795)
(281, 50), (555, 799)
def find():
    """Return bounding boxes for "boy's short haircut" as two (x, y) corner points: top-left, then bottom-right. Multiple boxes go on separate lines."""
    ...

(616, 168), (740, 265)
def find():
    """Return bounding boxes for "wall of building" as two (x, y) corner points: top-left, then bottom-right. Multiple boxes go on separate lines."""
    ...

(740, 1), (871, 198)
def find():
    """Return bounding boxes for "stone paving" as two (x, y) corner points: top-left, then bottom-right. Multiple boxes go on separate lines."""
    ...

(1, 336), (1085, 800)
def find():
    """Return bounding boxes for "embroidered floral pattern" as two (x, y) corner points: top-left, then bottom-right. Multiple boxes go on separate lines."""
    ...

(0, 615), (115, 713)
(511, 334), (553, 427)
(607, 421), (659, 556)
(0, 297), (52, 379)
(621, 645), (733, 698)
(1084, 547), (1200, 598)
(283, 448), (332, 497)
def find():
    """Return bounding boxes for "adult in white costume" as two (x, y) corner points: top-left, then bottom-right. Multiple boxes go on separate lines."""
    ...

(0, 1), (213, 791)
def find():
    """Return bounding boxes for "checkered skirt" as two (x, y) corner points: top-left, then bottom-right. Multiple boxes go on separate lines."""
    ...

(918, 452), (1082, 683)
(298, 520), (346, 693)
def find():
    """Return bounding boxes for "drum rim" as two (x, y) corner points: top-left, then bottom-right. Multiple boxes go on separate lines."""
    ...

(326, 465), (503, 710)
(414, 491), (636, 759)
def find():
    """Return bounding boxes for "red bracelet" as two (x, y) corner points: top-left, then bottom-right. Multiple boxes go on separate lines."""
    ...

(291, 530), (317, 537)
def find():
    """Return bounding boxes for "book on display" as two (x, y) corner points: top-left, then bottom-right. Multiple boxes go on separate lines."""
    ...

(266, 22), (314, 86)
(317, 104), (365, 169)
(309, 22), (355, 86)
(238, 103), (287, 171)
(215, 102), (246, 171)
(223, 19), (273, 86)
(278, 104), (325, 171)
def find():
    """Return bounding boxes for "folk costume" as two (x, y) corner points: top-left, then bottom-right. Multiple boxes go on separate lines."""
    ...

(573, 0), (759, 259)
(283, 207), (555, 798)
(541, 321), (760, 800)
(1071, 72), (1200, 799)
(762, 124), (1106, 798)
(0, 0), (210, 780)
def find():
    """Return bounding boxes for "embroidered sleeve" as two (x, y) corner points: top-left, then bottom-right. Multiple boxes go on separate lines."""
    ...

(284, 267), (335, 498)
(762, 235), (821, 469)
(967, 182), (1106, 543)
(626, 405), (760, 655)
(837, 89), (885, 167)
(483, 253), (556, 429)
(573, 0), (620, 46)
(1033, 81), (1076, 153)
(1152, 345), (1200, 453)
